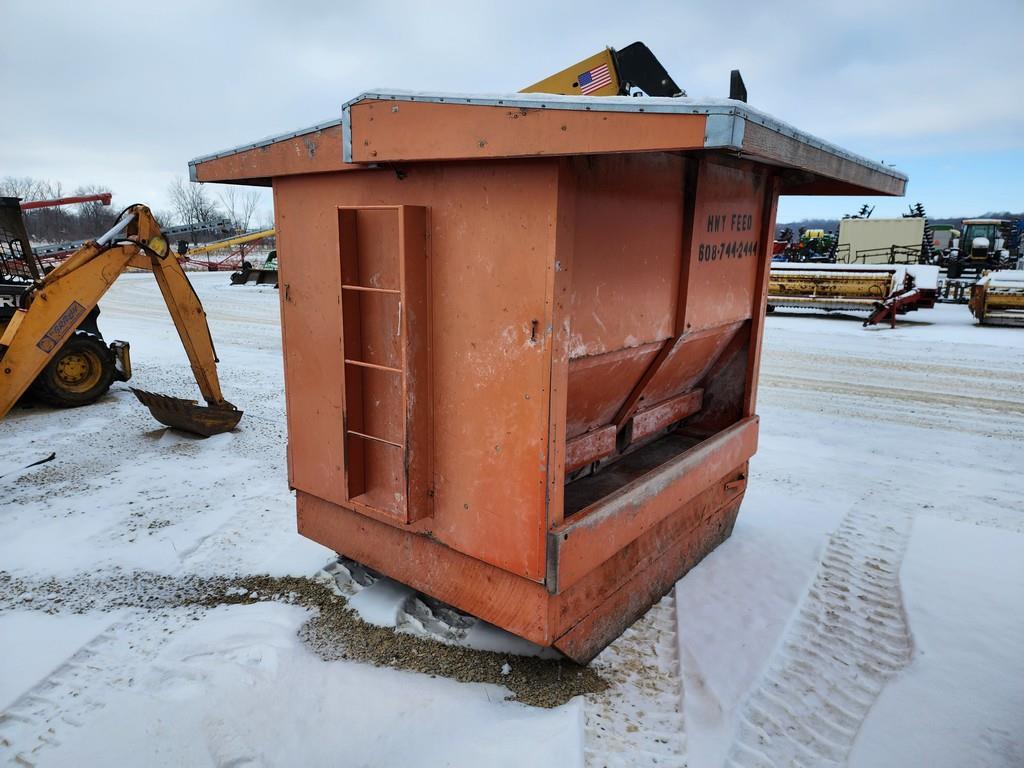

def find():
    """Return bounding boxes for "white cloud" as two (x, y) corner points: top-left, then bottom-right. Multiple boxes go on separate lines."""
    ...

(2, 0), (1021, 218)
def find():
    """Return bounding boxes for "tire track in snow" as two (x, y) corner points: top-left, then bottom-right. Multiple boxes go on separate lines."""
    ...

(759, 373), (1024, 441)
(583, 591), (687, 768)
(765, 348), (1024, 388)
(725, 501), (914, 768)
(761, 373), (1024, 418)
(759, 333), (1024, 443)
(0, 611), (189, 767)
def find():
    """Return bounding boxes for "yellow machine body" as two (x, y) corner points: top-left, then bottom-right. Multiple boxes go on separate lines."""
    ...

(520, 41), (683, 100)
(0, 205), (242, 435)
(521, 48), (620, 96)
(767, 267), (896, 311)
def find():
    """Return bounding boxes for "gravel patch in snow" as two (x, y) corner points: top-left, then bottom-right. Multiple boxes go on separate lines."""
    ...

(0, 568), (606, 708)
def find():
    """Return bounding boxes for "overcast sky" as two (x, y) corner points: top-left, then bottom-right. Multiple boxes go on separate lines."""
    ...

(3, 0), (1021, 224)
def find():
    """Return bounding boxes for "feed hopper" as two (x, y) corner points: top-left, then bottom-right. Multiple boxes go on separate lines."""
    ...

(191, 90), (906, 662)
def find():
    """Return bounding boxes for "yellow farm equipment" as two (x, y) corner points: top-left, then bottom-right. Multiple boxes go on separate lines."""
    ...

(767, 263), (939, 327)
(969, 271), (1024, 326)
(181, 228), (275, 259)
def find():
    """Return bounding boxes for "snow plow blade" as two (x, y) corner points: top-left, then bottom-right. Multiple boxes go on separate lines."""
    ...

(131, 388), (242, 437)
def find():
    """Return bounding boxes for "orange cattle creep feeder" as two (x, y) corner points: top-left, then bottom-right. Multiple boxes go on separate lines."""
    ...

(191, 91), (905, 662)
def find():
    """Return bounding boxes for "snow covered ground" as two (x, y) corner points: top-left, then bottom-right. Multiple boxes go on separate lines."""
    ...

(1, 274), (1021, 767)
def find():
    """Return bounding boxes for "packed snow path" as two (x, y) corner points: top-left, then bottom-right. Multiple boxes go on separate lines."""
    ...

(1, 275), (1022, 767)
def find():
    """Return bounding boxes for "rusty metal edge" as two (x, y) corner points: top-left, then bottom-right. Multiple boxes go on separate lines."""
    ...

(188, 117), (346, 177)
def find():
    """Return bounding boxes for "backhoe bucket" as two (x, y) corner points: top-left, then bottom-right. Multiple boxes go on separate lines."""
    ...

(131, 388), (242, 437)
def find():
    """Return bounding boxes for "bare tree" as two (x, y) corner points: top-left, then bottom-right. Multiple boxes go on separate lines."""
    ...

(217, 187), (262, 233)
(167, 177), (222, 242)
(257, 210), (275, 232)
(0, 176), (42, 199)
(73, 184), (117, 234)
(153, 209), (176, 229)
(0, 177), (120, 244)
(36, 179), (64, 200)
(14, 179), (72, 242)
(216, 187), (265, 264)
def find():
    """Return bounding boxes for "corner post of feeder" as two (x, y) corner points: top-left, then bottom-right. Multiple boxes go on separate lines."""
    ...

(544, 158), (578, 535)
(744, 171), (781, 418)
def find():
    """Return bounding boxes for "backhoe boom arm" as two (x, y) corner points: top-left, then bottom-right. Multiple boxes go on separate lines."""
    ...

(0, 205), (241, 434)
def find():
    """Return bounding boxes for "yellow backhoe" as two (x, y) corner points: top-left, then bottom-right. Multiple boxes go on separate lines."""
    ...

(0, 198), (242, 436)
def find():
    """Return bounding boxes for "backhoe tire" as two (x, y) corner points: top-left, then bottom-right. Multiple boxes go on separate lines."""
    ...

(30, 332), (117, 408)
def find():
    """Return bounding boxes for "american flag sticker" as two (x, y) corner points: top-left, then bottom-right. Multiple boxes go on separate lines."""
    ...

(577, 63), (613, 95)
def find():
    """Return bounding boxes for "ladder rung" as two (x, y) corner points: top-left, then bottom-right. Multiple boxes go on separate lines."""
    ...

(347, 430), (404, 448)
(342, 284), (400, 295)
(344, 359), (401, 374)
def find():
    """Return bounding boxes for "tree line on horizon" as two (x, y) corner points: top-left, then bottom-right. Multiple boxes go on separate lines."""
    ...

(6, 175), (1017, 248)
(1, 176), (267, 246)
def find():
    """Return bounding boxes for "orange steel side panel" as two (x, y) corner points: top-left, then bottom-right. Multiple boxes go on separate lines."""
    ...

(192, 126), (355, 184)
(275, 161), (560, 582)
(565, 154), (685, 357)
(276, 186), (346, 511)
(565, 343), (661, 439)
(680, 158), (768, 335)
(560, 153), (687, 446)
(349, 100), (708, 163)
(636, 322), (744, 409)
(551, 491), (744, 662)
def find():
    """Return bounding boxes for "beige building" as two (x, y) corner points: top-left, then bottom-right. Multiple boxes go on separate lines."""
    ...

(836, 217), (926, 264)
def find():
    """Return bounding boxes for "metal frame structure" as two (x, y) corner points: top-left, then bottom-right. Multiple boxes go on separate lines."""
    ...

(191, 90), (906, 661)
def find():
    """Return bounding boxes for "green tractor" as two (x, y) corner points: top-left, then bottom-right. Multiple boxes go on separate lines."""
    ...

(944, 219), (1013, 278)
